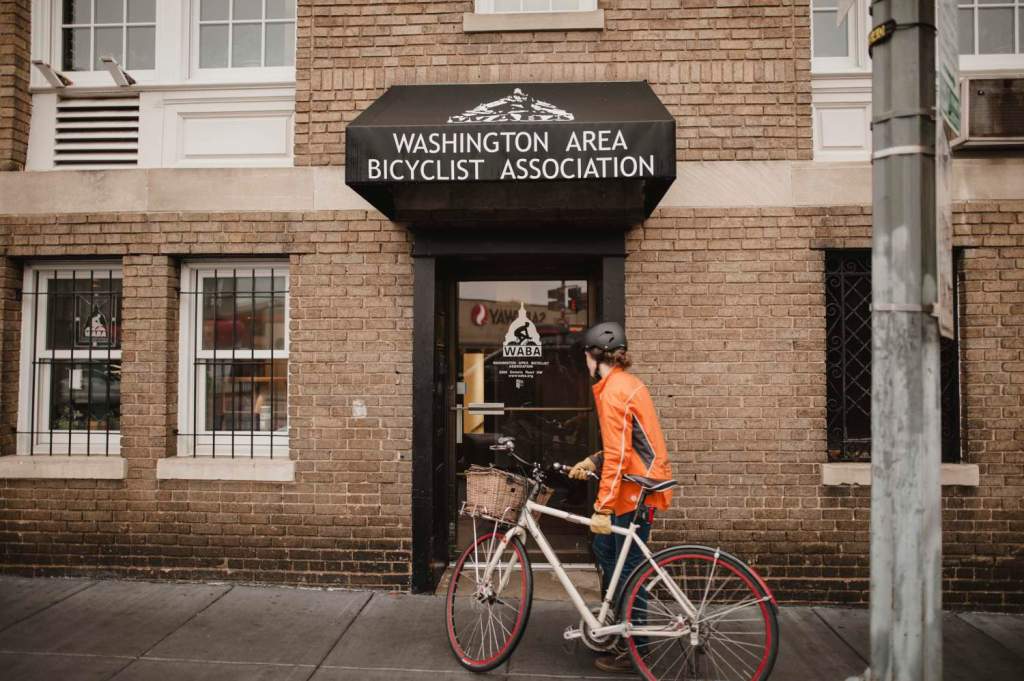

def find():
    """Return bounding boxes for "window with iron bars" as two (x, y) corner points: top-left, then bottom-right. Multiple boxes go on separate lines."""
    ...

(17, 264), (122, 456)
(177, 262), (289, 458)
(825, 250), (963, 463)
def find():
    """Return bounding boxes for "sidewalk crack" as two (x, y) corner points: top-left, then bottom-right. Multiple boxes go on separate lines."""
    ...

(811, 607), (869, 666)
(300, 592), (375, 681)
(0, 579), (97, 636)
(99, 584), (235, 681)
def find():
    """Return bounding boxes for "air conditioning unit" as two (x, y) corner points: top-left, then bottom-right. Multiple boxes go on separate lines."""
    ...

(954, 77), (1024, 148)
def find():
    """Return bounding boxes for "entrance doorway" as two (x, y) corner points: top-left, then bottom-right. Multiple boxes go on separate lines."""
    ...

(450, 276), (597, 563)
(410, 233), (625, 593)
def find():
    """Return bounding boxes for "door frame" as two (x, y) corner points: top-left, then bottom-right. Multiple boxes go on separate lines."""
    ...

(410, 229), (626, 593)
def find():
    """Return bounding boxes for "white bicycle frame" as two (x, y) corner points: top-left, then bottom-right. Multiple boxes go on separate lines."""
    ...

(478, 495), (702, 641)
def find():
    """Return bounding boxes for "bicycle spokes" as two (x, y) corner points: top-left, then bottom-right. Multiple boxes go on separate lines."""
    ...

(623, 549), (778, 681)
(446, 530), (533, 672)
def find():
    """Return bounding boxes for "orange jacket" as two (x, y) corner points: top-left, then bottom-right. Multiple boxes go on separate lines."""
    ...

(591, 367), (673, 515)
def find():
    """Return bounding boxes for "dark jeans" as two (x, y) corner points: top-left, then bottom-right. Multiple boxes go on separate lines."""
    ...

(592, 510), (650, 612)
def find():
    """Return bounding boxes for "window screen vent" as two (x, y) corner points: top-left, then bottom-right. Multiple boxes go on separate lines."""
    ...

(54, 96), (140, 168)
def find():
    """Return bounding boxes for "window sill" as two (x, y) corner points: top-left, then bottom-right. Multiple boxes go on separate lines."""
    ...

(463, 10), (604, 33)
(156, 456), (294, 482)
(0, 455), (126, 479)
(821, 462), (980, 487)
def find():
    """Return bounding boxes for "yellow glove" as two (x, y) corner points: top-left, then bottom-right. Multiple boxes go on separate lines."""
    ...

(568, 457), (596, 480)
(590, 510), (613, 535)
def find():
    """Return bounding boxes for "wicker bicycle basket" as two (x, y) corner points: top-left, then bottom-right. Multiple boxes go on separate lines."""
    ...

(463, 465), (553, 524)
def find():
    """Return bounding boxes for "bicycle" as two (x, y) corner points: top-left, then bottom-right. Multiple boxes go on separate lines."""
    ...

(444, 436), (780, 681)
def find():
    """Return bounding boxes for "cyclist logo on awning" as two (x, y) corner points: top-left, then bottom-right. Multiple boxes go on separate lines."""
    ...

(448, 88), (574, 123)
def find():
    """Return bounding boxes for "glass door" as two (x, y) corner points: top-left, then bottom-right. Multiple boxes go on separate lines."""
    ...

(453, 278), (596, 562)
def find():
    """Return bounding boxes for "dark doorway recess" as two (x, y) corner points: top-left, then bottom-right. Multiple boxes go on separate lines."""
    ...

(410, 230), (625, 593)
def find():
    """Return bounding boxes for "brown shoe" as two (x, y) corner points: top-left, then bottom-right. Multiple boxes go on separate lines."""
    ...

(594, 652), (633, 673)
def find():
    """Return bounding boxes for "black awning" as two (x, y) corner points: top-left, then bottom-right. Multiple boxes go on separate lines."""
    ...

(345, 82), (676, 226)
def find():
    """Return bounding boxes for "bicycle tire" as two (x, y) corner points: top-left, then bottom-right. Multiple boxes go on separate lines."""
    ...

(620, 545), (779, 681)
(445, 530), (533, 672)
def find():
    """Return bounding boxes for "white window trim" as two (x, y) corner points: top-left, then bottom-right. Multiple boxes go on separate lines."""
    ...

(188, 0), (295, 85)
(16, 261), (123, 457)
(31, 1), (296, 91)
(45, 0), (158, 87)
(811, 1), (870, 75)
(821, 462), (980, 487)
(473, 0), (597, 13)
(957, 0), (1024, 69)
(176, 260), (290, 458)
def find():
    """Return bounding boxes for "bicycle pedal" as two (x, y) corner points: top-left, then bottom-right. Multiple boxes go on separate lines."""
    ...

(563, 625), (583, 641)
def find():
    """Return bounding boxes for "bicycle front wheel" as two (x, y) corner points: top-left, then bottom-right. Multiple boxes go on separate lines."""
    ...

(621, 546), (779, 681)
(445, 529), (533, 672)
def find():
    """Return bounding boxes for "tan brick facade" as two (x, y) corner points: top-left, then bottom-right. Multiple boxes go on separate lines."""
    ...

(0, 213), (414, 587)
(626, 202), (1024, 609)
(294, 0), (813, 166)
(0, 203), (1020, 607)
(0, 0), (31, 170)
(0, 1), (1020, 611)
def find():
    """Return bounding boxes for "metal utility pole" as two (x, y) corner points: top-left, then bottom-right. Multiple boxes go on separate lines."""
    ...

(868, 2), (944, 681)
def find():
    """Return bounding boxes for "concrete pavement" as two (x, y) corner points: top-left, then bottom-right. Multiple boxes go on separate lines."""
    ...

(0, 575), (1021, 681)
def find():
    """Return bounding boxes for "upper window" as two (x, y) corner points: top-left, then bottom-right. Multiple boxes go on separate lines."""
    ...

(177, 262), (289, 457)
(812, 0), (850, 59)
(958, 0), (1024, 56)
(17, 264), (123, 456)
(60, 0), (156, 71)
(813, 0), (1024, 73)
(810, 0), (867, 72)
(196, 0), (296, 70)
(474, 0), (596, 12)
(825, 250), (963, 463)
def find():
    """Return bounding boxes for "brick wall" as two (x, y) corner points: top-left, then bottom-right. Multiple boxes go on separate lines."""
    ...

(295, 0), (813, 166)
(0, 0), (31, 170)
(0, 212), (415, 587)
(0, 203), (1021, 608)
(626, 202), (1024, 609)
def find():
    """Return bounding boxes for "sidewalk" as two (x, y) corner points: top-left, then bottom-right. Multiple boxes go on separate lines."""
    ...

(1, 575), (1022, 681)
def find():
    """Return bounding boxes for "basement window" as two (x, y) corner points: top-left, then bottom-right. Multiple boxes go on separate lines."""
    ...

(16, 263), (123, 456)
(176, 261), (289, 458)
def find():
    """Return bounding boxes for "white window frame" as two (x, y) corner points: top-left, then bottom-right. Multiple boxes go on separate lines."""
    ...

(48, 0), (158, 86)
(189, 0), (296, 84)
(16, 262), (123, 456)
(473, 0), (597, 13)
(811, 0), (870, 74)
(31, 1), (297, 89)
(958, 0), (1024, 72)
(176, 260), (290, 458)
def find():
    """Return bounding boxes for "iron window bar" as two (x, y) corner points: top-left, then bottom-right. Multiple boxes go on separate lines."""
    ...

(178, 265), (288, 459)
(825, 250), (963, 463)
(18, 267), (121, 456)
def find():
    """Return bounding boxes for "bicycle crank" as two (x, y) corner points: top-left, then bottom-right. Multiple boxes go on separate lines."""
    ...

(579, 607), (620, 653)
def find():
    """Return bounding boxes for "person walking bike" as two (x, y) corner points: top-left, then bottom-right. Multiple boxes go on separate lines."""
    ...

(568, 321), (674, 673)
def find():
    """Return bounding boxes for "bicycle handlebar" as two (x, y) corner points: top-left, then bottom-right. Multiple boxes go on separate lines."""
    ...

(552, 461), (600, 481)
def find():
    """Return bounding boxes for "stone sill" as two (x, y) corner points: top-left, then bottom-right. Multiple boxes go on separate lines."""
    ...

(0, 455), (126, 479)
(821, 462), (980, 487)
(157, 456), (294, 482)
(463, 10), (604, 33)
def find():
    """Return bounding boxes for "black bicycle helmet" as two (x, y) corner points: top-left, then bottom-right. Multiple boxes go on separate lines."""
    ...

(582, 321), (627, 352)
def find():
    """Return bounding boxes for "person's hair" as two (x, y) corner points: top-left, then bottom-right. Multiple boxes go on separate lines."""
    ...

(587, 347), (632, 370)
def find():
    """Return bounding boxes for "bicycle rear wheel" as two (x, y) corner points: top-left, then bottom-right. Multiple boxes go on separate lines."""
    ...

(445, 528), (533, 672)
(621, 546), (779, 681)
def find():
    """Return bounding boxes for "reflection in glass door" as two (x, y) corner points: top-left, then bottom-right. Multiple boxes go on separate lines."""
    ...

(453, 278), (596, 562)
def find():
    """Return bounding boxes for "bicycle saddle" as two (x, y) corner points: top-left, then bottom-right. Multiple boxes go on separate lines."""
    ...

(623, 474), (678, 493)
